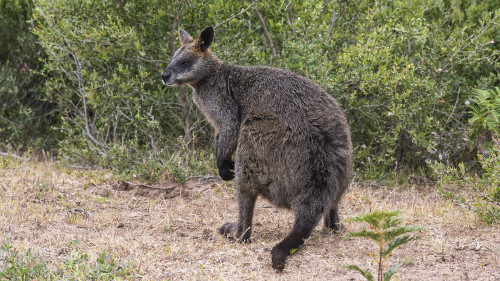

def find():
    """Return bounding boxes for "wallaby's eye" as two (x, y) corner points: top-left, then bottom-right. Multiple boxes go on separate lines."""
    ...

(180, 60), (190, 67)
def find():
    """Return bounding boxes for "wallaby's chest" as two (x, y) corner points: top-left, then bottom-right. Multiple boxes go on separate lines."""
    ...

(192, 88), (220, 129)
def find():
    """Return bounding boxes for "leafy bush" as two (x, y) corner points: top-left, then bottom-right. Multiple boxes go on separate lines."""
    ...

(430, 86), (499, 224)
(468, 87), (500, 148)
(1, 0), (498, 180)
(343, 210), (422, 281)
(0, 238), (130, 280)
(430, 137), (500, 224)
(32, 0), (216, 179)
(0, 238), (53, 280)
(0, 0), (58, 150)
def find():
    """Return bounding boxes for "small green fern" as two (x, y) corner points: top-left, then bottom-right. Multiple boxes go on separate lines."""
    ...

(343, 210), (422, 281)
(469, 87), (500, 141)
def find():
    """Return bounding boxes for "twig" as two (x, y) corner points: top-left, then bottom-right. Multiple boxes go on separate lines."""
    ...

(214, 1), (257, 29)
(0, 115), (19, 128)
(136, 56), (169, 64)
(449, 86), (460, 121)
(253, 5), (277, 58)
(185, 174), (218, 181)
(123, 181), (153, 188)
(326, 2), (348, 42)
(281, 0), (297, 39)
(433, 13), (498, 80)
(70, 165), (93, 170)
(70, 208), (92, 218)
(70, 48), (108, 156)
(171, 0), (189, 54)
(122, 181), (176, 191)
(430, 108), (466, 127)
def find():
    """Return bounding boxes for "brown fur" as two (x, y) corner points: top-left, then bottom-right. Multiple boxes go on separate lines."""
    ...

(161, 26), (353, 270)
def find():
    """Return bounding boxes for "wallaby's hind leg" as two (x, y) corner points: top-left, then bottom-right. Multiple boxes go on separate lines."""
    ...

(271, 202), (323, 270)
(324, 205), (342, 231)
(324, 170), (349, 231)
(219, 189), (256, 242)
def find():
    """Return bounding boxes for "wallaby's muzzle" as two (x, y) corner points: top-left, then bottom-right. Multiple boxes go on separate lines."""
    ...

(161, 70), (173, 85)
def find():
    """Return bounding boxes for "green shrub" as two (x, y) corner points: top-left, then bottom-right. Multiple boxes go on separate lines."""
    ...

(2, 0), (496, 180)
(0, 0), (58, 151)
(343, 210), (422, 281)
(468, 87), (500, 148)
(0, 238), (130, 280)
(430, 138), (500, 224)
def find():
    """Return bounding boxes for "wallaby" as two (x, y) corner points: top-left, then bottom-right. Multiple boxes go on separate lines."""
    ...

(161, 26), (352, 270)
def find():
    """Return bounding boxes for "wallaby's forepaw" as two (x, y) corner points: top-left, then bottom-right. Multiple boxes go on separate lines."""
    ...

(270, 246), (288, 271)
(218, 223), (252, 243)
(218, 222), (235, 238)
(218, 160), (235, 181)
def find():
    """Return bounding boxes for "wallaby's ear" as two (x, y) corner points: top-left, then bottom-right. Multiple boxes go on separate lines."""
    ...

(196, 26), (214, 53)
(179, 29), (193, 45)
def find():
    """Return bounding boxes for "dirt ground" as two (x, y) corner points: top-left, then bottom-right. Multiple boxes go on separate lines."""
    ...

(0, 159), (499, 280)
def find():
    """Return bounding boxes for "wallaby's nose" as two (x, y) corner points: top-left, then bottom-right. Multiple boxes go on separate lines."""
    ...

(161, 71), (172, 84)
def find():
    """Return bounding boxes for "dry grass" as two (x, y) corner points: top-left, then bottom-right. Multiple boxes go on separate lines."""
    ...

(0, 156), (499, 280)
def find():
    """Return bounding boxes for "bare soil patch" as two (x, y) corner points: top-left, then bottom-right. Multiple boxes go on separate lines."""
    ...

(0, 159), (499, 280)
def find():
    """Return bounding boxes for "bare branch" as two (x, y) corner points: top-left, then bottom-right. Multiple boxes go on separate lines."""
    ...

(38, 13), (109, 156)
(433, 13), (498, 79)
(170, 0), (190, 55)
(69, 48), (109, 156)
(280, 0), (297, 40)
(326, 2), (347, 42)
(136, 56), (169, 64)
(253, 6), (277, 58)
(215, 1), (257, 29)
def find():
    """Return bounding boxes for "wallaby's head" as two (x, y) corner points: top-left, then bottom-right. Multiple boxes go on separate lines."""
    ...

(161, 26), (217, 87)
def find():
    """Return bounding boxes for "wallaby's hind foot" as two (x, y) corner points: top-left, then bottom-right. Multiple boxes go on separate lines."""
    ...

(324, 206), (343, 232)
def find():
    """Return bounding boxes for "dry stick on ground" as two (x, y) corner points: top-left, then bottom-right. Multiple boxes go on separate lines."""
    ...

(253, 6), (277, 59)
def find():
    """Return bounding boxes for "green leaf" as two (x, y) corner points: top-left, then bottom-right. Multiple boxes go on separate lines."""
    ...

(345, 265), (375, 281)
(383, 225), (422, 242)
(382, 235), (422, 258)
(383, 261), (410, 281)
(383, 216), (402, 229)
(343, 229), (381, 243)
(344, 210), (401, 229)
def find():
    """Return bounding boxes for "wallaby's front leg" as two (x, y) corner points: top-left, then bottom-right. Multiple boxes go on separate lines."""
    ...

(219, 189), (256, 242)
(215, 129), (238, 181)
